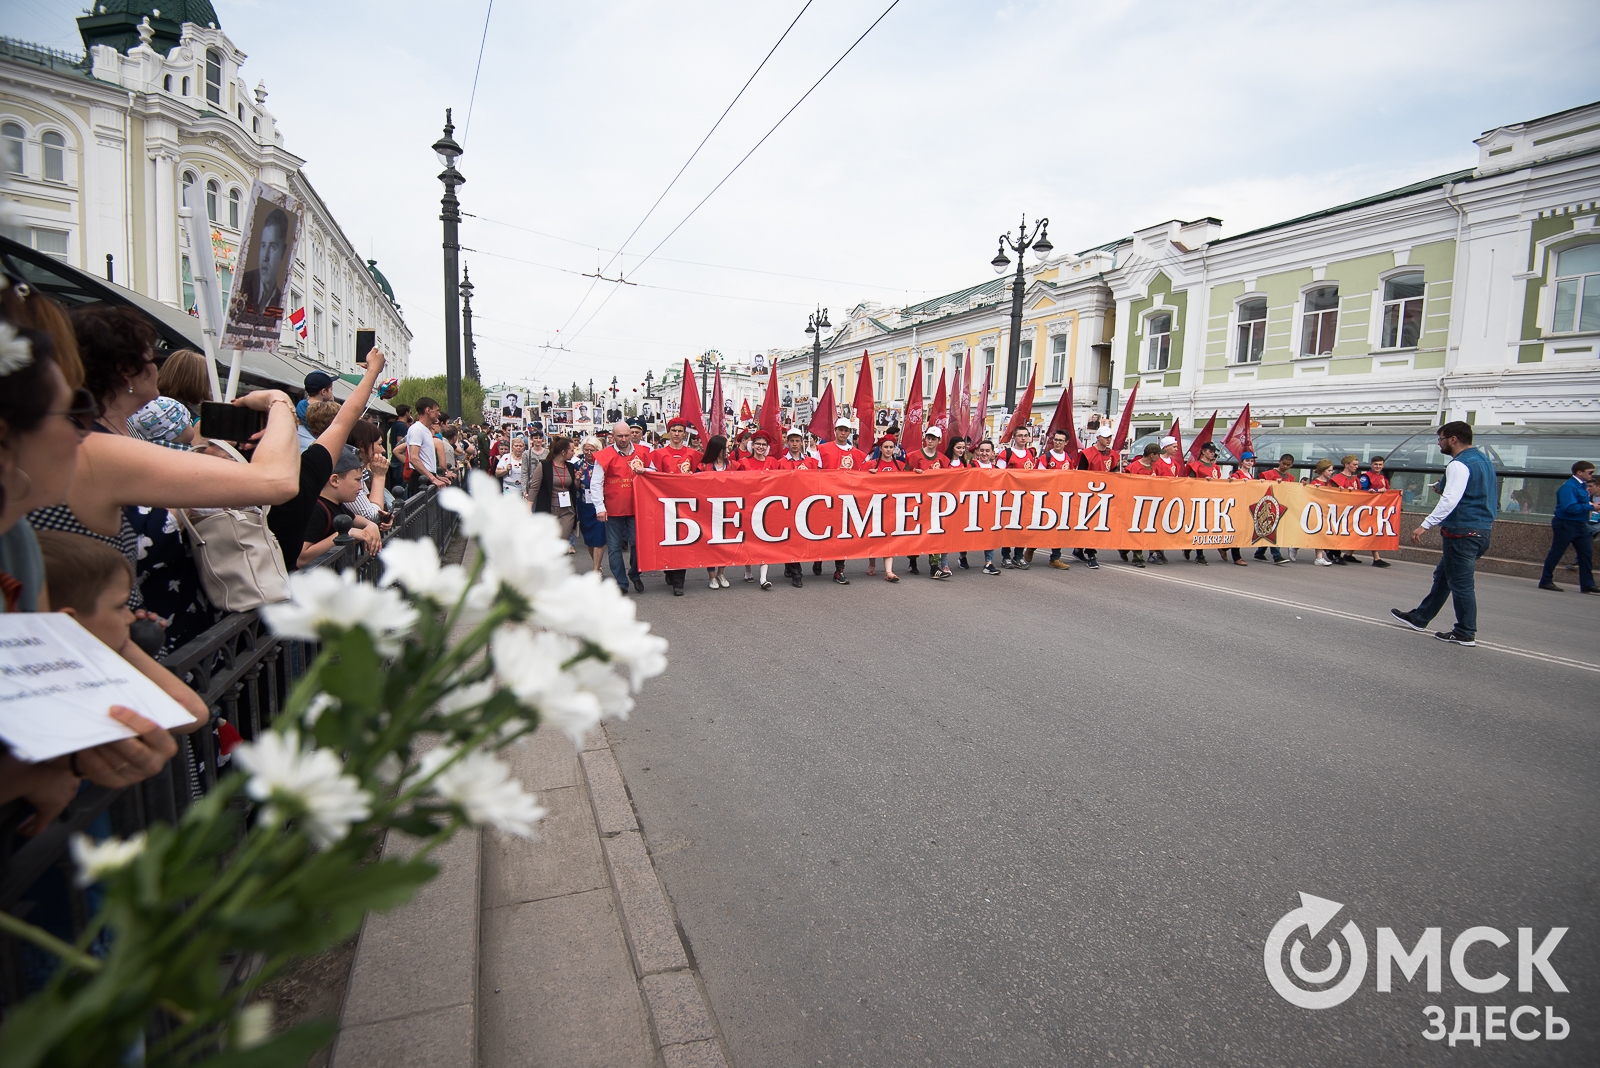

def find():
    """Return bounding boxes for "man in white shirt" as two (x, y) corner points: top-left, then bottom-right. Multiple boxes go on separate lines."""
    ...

(405, 397), (449, 492)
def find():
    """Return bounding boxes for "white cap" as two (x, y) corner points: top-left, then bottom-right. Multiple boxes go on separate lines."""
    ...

(923, 426), (942, 440)
(786, 426), (803, 437)
(1095, 425), (1114, 438)
(1159, 435), (1177, 448)
(835, 417), (853, 429)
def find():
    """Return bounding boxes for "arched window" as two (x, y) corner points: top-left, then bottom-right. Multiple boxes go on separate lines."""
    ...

(1, 122), (23, 175)
(1300, 286), (1339, 356)
(1236, 298), (1267, 363)
(163, 74), (172, 92)
(1380, 272), (1425, 348)
(1552, 243), (1600, 334)
(237, 103), (245, 122)
(227, 187), (240, 228)
(181, 76), (189, 95)
(1050, 334), (1068, 383)
(205, 178), (219, 223)
(181, 169), (196, 208)
(205, 49), (223, 106)
(252, 116), (259, 134)
(1145, 313), (1172, 370)
(41, 131), (65, 182)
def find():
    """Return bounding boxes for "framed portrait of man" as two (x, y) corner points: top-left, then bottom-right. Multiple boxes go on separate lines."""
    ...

(500, 392), (524, 419)
(221, 180), (303, 350)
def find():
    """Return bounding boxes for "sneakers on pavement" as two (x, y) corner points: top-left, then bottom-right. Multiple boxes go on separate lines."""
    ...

(833, 570), (850, 585)
(1372, 559), (1391, 568)
(1538, 582), (1562, 591)
(1435, 629), (1477, 647)
(983, 563), (1001, 576)
(1087, 558), (1100, 570)
(1390, 609), (1427, 632)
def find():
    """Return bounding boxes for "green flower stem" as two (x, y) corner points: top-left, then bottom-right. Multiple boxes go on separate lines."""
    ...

(0, 910), (102, 974)
(147, 811), (287, 958)
(438, 544), (488, 635)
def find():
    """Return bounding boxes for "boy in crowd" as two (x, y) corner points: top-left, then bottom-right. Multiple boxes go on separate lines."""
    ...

(299, 446), (383, 567)
(1360, 455), (1392, 568)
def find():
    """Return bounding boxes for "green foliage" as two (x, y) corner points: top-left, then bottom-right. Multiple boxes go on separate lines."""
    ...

(393, 375), (486, 423)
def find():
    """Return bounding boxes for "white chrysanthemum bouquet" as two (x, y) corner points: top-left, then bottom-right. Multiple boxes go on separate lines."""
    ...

(0, 474), (665, 1066)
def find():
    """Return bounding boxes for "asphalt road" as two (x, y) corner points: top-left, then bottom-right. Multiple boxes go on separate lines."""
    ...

(607, 550), (1599, 1067)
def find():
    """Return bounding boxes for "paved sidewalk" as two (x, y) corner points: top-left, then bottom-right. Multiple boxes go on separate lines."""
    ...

(331, 722), (731, 1067)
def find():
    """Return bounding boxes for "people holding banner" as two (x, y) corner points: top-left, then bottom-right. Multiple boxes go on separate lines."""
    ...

(590, 421), (648, 596)
(817, 417), (866, 584)
(738, 431), (782, 589)
(1361, 456), (1392, 568)
(997, 426), (1037, 568)
(865, 435), (906, 582)
(1184, 442), (1223, 565)
(780, 427), (817, 588)
(1071, 426), (1119, 570)
(945, 435), (971, 570)
(652, 417), (702, 596)
(971, 441), (1004, 575)
(1255, 453), (1298, 563)
(697, 436), (733, 591)
(907, 428), (950, 578)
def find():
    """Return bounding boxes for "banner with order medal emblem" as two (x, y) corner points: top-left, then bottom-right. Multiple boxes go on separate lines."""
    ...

(633, 468), (1400, 569)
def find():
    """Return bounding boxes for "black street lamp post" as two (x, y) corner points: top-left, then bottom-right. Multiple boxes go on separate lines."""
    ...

(697, 351), (719, 411)
(433, 110), (466, 420)
(459, 266), (478, 386)
(804, 306), (830, 398)
(608, 376), (620, 422)
(990, 214), (1053, 411)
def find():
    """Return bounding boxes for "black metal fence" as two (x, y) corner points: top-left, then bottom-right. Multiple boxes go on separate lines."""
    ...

(0, 486), (457, 1008)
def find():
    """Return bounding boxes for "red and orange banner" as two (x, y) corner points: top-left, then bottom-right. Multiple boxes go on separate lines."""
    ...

(634, 469), (1400, 570)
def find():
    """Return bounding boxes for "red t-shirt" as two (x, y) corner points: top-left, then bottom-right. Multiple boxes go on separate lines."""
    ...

(868, 459), (905, 473)
(1330, 472), (1360, 490)
(1362, 470), (1391, 491)
(1079, 447), (1117, 472)
(1230, 467), (1255, 481)
(1154, 455), (1185, 478)
(997, 446), (1038, 470)
(817, 441), (867, 470)
(1125, 458), (1156, 476)
(780, 453), (819, 471)
(652, 445), (702, 475)
(1260, 467), (1294, 482)
(1188, 461), (1221, 480)
(736, 455), (783, 471)
(906, 449), (945, 471)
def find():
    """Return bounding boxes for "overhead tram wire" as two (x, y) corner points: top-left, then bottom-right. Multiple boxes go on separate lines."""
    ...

(539, 0), (816, 368)
(561, 0), (904, 350)
(461, 0), (495, 144)
(461, 246), (812, 306)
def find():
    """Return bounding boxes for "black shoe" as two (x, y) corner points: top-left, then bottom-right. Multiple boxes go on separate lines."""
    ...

(833, 571), (849, 585)
(1195, 556), (1208, 565)
(1072, 548), (1087, 562)
(1538, 582), (1562, 592)
(813, 562), (823, 576)
(760, 580), (772, 590)
(633, 577), (645, 592)
(1014, 560), (1031, 570)
(1390, 609), (1427, 632)
(1372, 559), (1391, 568)
(1253, 550), (1267, 560)
(1333, 556), (1348, 565)
(672, 585), (684, 597)
(791, 575), (803, 588)
(1133, 559), (1146, 569)
(1435, 629), (1477, 647)
(1118, 550), (1130, 561)
(909, 560), (920, 574)
(958, 556), (970, 569)
(1087, 558), (1100, 570)
(983, 563), (1001, 576)
(1001, 559), (1014, 569)
(1583, 587), (1600, 594)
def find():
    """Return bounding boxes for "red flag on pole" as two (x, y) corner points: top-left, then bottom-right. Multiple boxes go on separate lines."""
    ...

(950, 361), (969, 442)
(1187, 410), (1218, 463)
(806, 381), (837, 442)
(927, 371), (949, 440)
(677, 358), (709, 444)
(903, 358), (925, 448)
(972, 365), (992, 444)
(1045, 378), (1080, 466)
(1222, 404), (1253, 460)
(709, 367), (726, 441)
(1110, 382), (1139, 455)
(758, 361), (782, 448)
(739, 397), (753, 422)
(851, 350), (875, 447)
(999, 365), (1038, 446)
(1169, 417), (1188, 477)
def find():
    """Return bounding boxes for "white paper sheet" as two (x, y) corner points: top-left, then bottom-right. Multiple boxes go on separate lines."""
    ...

(0, 615), (199, 763)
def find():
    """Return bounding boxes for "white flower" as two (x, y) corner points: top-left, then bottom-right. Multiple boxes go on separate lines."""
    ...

(303, 692), (339, 727)
(372, 752), (404, 784)
(491, 625), (602, 745)
(434, 678), (496, 716)
(530, 572), (668, 689)
(69, 832), (146, 886)
(235, 729), (372, 848)
(0, 322), (35, 377)
(417, 746), (546, 837)
(262, 568), (418, 656)
(379, 537), (470, 605)
(443, 471), (572, 600)
(234, 1003), (272, 1050)
(568, 658), (635, 720)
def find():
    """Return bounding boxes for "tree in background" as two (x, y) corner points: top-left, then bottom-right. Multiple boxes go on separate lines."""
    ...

(395, 375), (486, 423)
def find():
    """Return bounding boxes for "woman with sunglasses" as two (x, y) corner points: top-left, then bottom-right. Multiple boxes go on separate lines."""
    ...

(27, 304), (300, 613)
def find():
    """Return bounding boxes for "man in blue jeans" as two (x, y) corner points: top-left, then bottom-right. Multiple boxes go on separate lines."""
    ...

(1391, 421), (1498, 647)
(1537, 460), (1597, 594)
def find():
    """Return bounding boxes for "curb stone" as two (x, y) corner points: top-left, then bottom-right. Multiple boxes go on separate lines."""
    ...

(584, 728), (734, 1068)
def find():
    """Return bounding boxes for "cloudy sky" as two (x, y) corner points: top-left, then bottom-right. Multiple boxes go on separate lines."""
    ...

(13, 0), (1600, 397)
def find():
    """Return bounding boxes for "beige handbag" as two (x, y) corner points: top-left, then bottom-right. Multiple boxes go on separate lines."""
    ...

(177, 440), (290, 612)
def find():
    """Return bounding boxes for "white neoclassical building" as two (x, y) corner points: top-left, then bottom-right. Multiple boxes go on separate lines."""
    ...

(0, 1), (410, 382)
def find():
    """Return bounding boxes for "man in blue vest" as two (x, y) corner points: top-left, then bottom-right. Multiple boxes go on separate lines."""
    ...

(1537, 460), (1596, 594)
(1391, 421), (1498, 646)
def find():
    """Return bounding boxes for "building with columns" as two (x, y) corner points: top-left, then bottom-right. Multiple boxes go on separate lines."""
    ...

(0, 1), (409, 383)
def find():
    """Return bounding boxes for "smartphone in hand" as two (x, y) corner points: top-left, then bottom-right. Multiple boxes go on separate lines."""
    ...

(198, 402), (267, 442)
(356, 329), (376, 365)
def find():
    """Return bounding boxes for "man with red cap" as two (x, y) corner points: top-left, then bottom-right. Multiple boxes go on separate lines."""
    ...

(817, 416), (867, 584)
(590, 420), (650, 595)
(779, 427), (818, 587)
(650, 417), (703, 596)
(1183, 440), (1225, 565)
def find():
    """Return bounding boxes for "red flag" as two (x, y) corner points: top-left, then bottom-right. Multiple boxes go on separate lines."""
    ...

(1045, 379), (1080, 466)
(1169, 417), (1188, 477)
(851, 349), (874, 447)
(812, 378), (838, 441)
(709, 367), (726, 441)
(758, 361), (782, 448)
(999, 364), (1037, 446)
(972, 365), (992, 443)
(1110, 382), (1139, 455)
(739, 397), (753, 422)
(927, 371), (948, 440)
(950, 361), (969, 442)
(1222, 404), (1253, 460)
(806, 381), (837, 441)
(677, 358), (709, 444)
(1187, 411), (1218, 463)
(903, 357), (925, 448)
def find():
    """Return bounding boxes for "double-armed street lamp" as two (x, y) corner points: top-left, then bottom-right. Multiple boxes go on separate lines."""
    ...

(804, 306), (830, 398)
(432, 110), (466, 420)
(990, 214), (1053, 411)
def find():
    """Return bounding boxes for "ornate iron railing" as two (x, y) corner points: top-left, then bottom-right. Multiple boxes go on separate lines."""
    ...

(0, 486), (457, 1007)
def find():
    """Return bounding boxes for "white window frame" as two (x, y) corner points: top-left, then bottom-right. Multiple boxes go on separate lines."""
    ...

(1017, 340), (1033, 386)
(30, 227), (69, 261)
(1235, 296), (1267, 364)
(227, 186), (241, 229)
(1049, 333), (1068, 383)
(181, 169), (197, 209)
(205, 49), (223, 107)
(924, 356), (935, 397)
(40, 130), (66, 183)
(1378, 270), (1425, 350)
(1550, 240), (1600, 335)
(1298, 285), (1340, 358)
(982, 346), (996, 382)
(895, 358), (907, 401)
(874, 360), (885, 398)
(1144, 312), (1173, 371)
(0, 121), (23, 175)
(205, 178), (219, 223)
